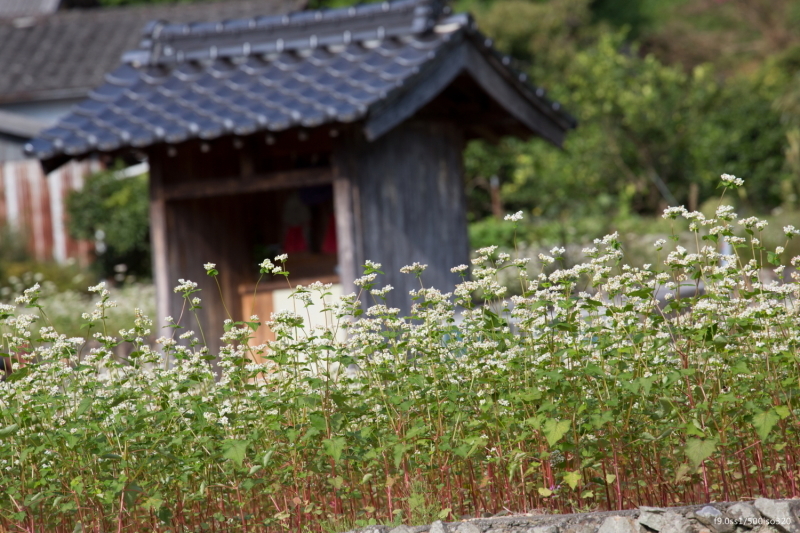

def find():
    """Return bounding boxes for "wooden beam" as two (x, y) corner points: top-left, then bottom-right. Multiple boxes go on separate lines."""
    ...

(163, 167), (333, 201)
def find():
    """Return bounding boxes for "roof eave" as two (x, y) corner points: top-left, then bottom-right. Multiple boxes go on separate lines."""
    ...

(364, 27), (575, 147)
(0, 109), (48, 138)
(0, 87), (90, 105)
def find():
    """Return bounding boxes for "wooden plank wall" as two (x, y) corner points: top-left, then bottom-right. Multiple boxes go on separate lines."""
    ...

(150, 147), (252, 356)
(332, 120), (470, 314)
(0, 159), (96, 263)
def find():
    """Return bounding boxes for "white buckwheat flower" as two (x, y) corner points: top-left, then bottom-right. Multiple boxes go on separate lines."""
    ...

(662, 206), (687, 220)
(538, 253), (555, 265)
(259, 258), (274, 271)
(354, 273), (377, 286)
(173, 279), (198, 293)
(370, 285), (394, 296)
(504, 211), (523, 222)
(715, 205), (737, 221)
(400, 262), (428, 275)
(720, 173), (744, 187)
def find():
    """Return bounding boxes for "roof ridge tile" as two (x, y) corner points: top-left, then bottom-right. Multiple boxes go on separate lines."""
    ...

(136, 0), (443, 66)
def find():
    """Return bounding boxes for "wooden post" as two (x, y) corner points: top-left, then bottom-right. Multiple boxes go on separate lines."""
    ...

(148, 148), (172, 339)
(332, 161), (363, 299)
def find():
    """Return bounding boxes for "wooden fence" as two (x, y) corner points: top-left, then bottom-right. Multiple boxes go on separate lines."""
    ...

(0, 159), (98, 263)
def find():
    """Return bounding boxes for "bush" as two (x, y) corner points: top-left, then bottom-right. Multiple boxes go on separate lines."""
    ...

(0, 225), (96, 302)
(65, 166), (151, 281)
(1, 175), (799, 531)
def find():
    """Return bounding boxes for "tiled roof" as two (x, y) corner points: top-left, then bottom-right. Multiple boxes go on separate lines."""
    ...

(0, 0), (60, 20)
(26, 0), (576, 166)
(0, 0), (303, 103)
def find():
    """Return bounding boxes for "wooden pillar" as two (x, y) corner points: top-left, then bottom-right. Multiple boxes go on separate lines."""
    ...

(148, 149), (172, 340)
(332, 164), (363, 299)
(332, 120), (470, 313)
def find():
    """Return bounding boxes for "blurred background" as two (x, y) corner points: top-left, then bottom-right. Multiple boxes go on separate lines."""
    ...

(2, 0), (800, 332)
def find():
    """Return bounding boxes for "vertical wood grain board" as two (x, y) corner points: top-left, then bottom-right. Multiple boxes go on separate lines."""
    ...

(0, 159), (97, 264)
(332, 120), (470, 314)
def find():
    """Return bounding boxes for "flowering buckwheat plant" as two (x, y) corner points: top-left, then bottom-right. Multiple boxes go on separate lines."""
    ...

(1, 174), (799, 531)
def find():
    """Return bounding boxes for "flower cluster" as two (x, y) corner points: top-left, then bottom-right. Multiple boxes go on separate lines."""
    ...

(720, 173), (744, 187)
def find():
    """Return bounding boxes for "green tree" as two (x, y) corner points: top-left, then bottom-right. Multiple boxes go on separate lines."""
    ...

(66, 168), (152, 280)
(464, 6), (792, 229)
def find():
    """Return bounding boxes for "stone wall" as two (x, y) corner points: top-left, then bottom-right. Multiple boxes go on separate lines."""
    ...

(341, 499), (800, 533)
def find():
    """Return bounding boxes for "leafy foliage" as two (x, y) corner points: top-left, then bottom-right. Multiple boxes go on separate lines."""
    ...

(0, 226), (94, 301)
(65, 168), (151, 280)
(462, 0), (800, 239)
(1, 178), (799, 531)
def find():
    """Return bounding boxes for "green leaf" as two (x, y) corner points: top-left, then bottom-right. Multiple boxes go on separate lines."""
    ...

(156, 506), (173, 524)
(261, 448), (275, 467)
(542, 418), (571, 447)
(752, 409), (780, 441)
(322, 437), (346, 463)
(674, 463), (691, 483)
(438, 508), (452, 520)
(564, 470), (582, 490)
(684, 421), (706, 437)
(143, 496), (164, 512)
(767, 251), (781, 266)
(774, 405), (791, 419)
(685, 438), (717, 469)
(0, 424), (19, 438)
(70, 477), (84, 496)
(537, 487), (553, 497)
(76, 397), (93, 417)
(393, 443), (412, 468)
(122, 483), (143, 508)
(222, 439), (249, 467)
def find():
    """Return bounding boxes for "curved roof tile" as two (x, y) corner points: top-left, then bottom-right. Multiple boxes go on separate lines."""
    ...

(27, 0), (576, 169)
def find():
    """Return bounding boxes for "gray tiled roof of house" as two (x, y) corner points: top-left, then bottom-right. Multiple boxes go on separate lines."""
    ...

(0, 0), (303, 103)
(26, 0), (576, 166)
(0, 0), (60, 20)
